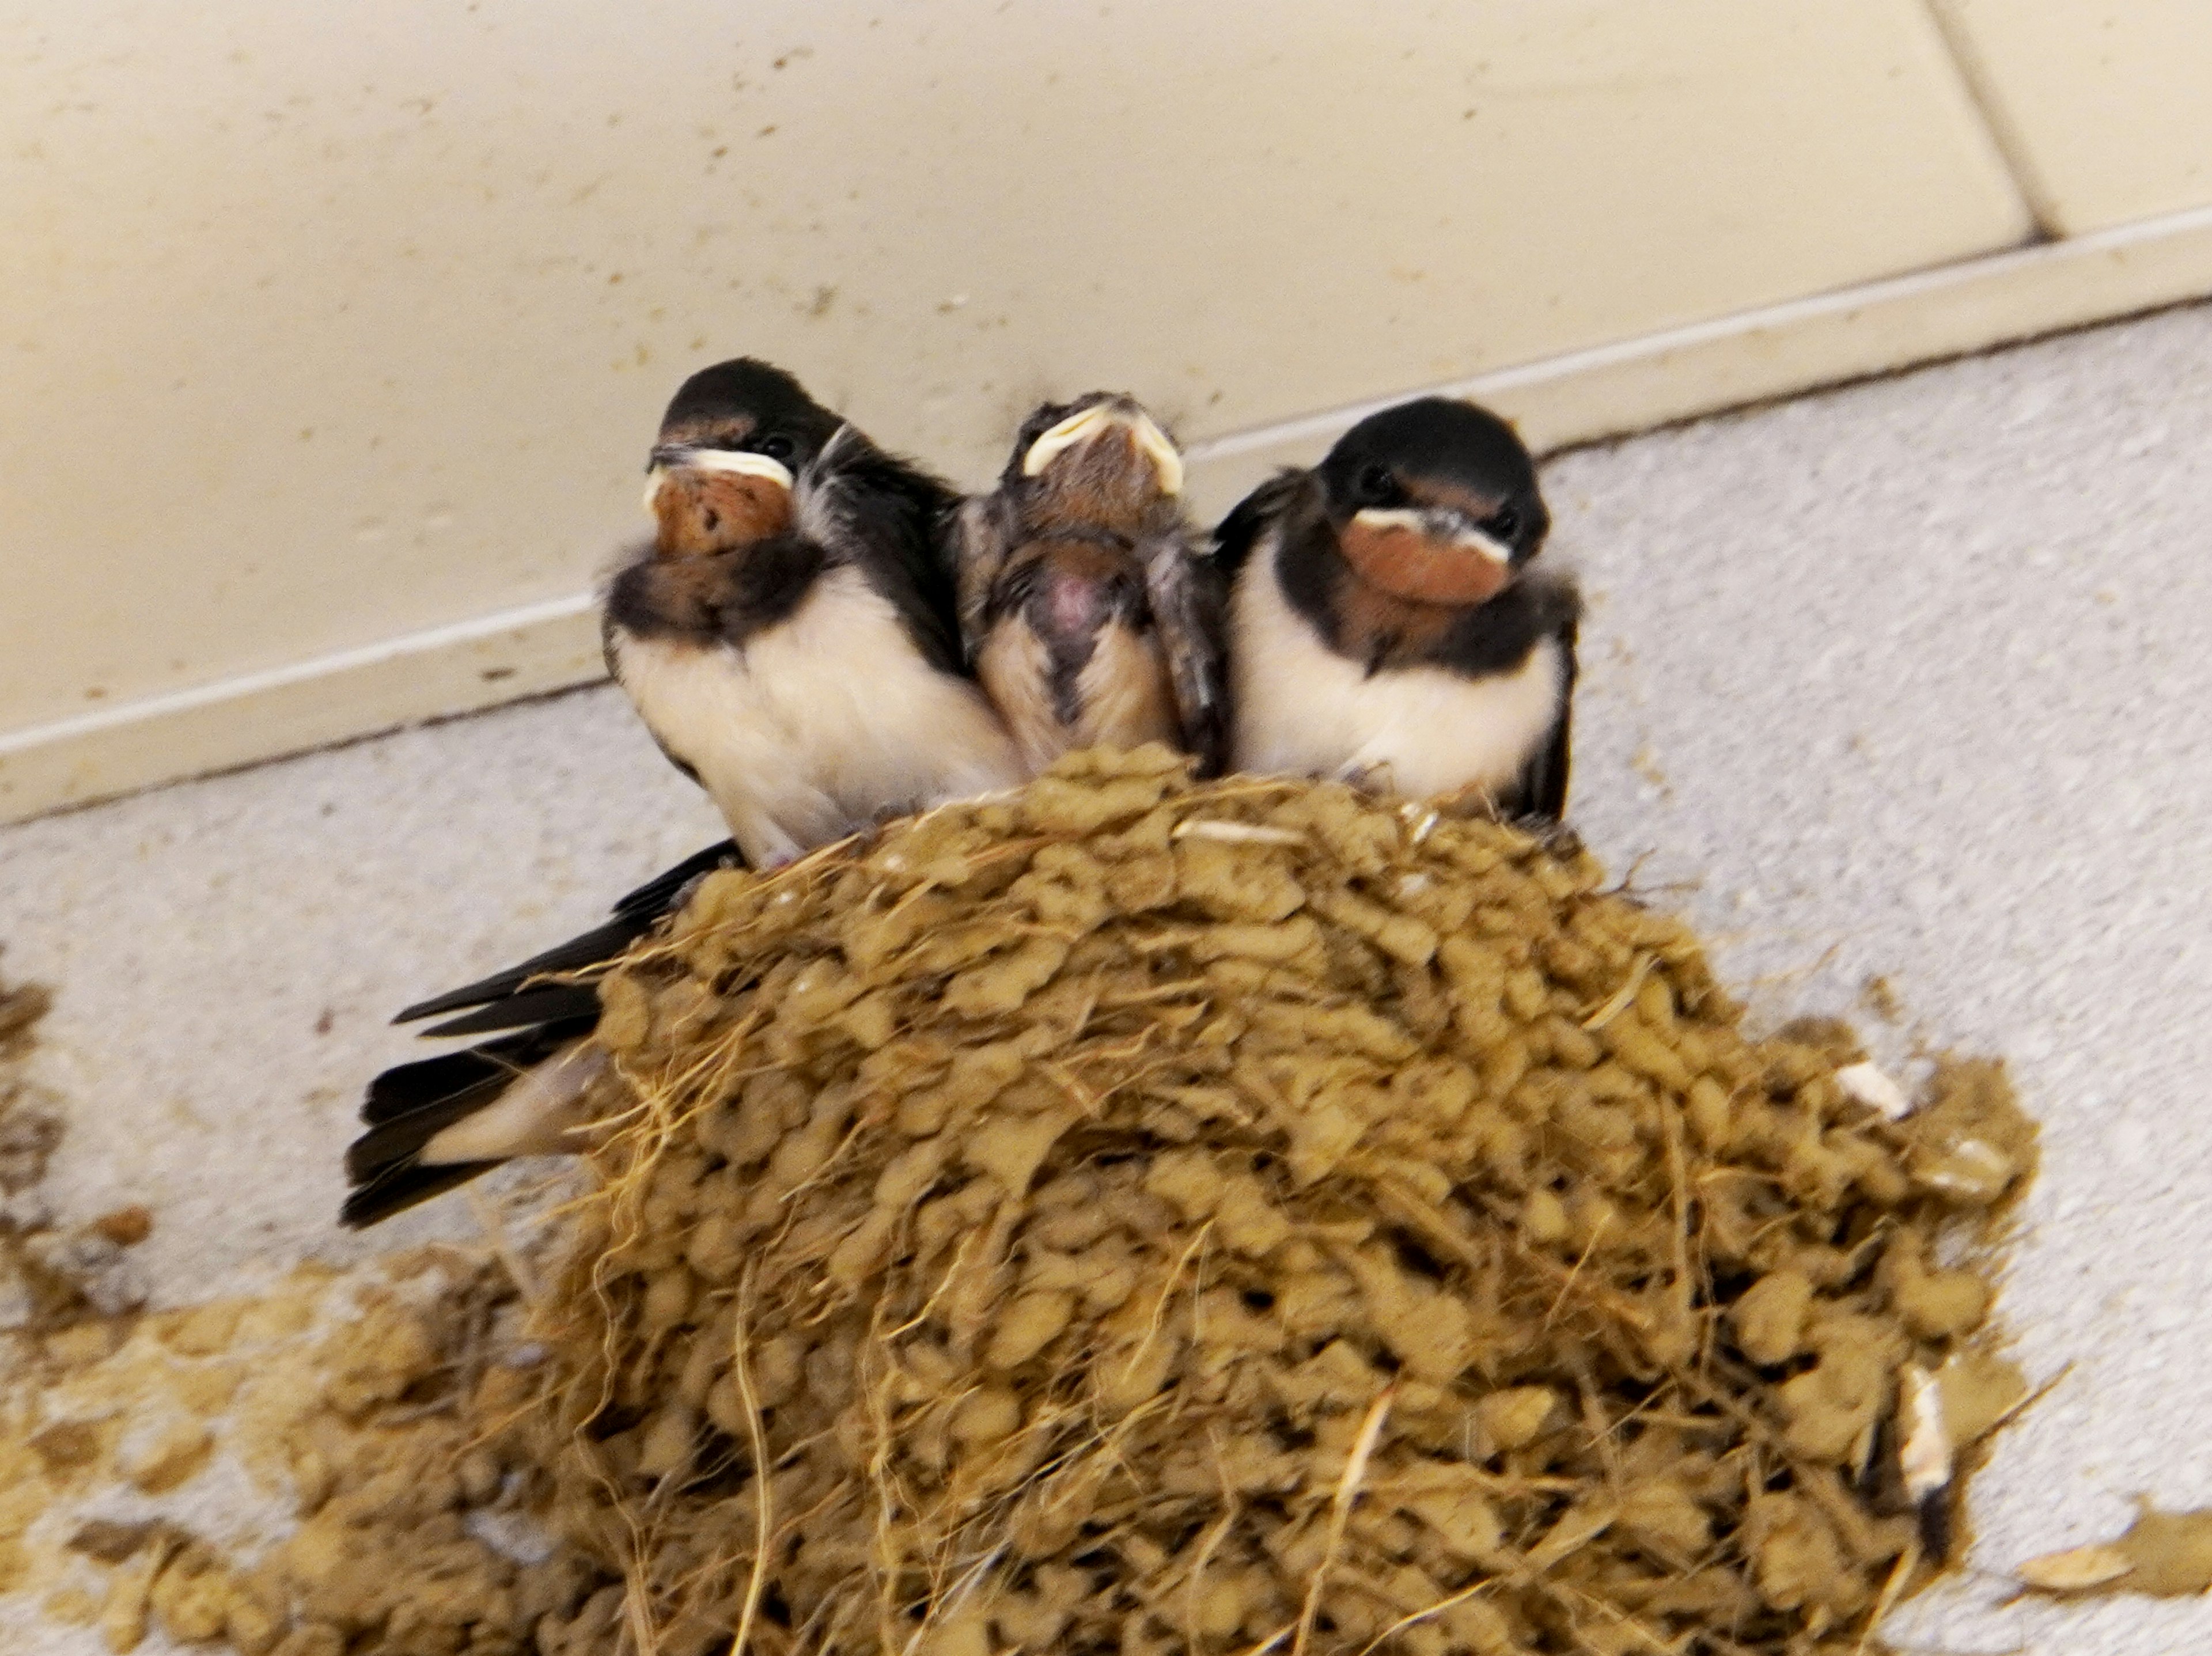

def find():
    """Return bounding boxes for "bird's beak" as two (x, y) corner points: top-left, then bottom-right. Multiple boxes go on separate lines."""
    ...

(642, 446), (797, 515)
(1021, 406), (1185, 496)
(1350, 507), (1513, 566)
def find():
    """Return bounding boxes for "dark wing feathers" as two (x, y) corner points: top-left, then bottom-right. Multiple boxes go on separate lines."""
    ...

(1143, 533), (1232, 778)
(344, 1020), (592, 1228)
(1494, 576), (1580, 824)
(392, 913), (649, 1025)
(614, 839), (743, 917)
(347, 839), (745, 1227)
(361, 1021), (589, 1127)
(1509, 609), (1577, 824)
(948, 494), (1019, 667)
(340, 1160), (507, 1230)
(1209, 469), (1306, 580)
(799, 425), (967, 676)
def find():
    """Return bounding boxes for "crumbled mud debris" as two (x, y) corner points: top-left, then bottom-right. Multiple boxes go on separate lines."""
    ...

(2019, 1503), (2212, 1600)
(1, 1245), (611, 1653)
(0, 967), (149, 1334)
(0, 952), (613, 1656)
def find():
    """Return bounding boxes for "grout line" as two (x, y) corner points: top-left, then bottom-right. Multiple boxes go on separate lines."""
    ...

(1917, 0), (2066, 238)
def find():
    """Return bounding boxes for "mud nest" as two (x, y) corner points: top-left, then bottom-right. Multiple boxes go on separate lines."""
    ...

(539, 746), (2036, 1656)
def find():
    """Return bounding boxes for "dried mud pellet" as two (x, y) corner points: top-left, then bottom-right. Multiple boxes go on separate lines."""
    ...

(1747, 1495), (1860, 1617)
(1619, 1480), (1713, 1564)
(678, 1328), (741, 1408)
(100, 1544), (168, 1654)
(267, 1626), (345, 1656)
(1938, 1351), (2028, 1445)
(1685, 1074), (1734, 1150)
(1312, 886), (1438, 965)
(223, 1580), (286, 1656)
(1603, 1017), (1694, 1095)
(1635, 974), (1677, 1032)
(1542, 1015), (1601, 1070)
(682, 1211), (743, 1283)
(1520, 1185), (1569, 1245)
(634, 1269), (693, 1336)
(1778, 1347), (1892, 1464)
(1177, 838), (1308, 923)
(1475, 1387), (1558, 1452)
(153, 1566), (230, 1647)
(2016, 1543), (2135, 1593)
(1886, 1259), (1993, 1341)
(1910, 1136), (2020, 1204)
(1021, 768), (1172, 833)
(456, 1449), (504, 1507)
(122, 1419), (214, 1495)
(1730, 1270), (1815, 1366)
(634, 1403), (698, 1481)
(942, 937), (1069, 1017)
(984, 1290), (1075, 1370)
(779, 955), (863, 1024)
(594, 971), (653, 1054)
(1499, 965), (1549, 1023)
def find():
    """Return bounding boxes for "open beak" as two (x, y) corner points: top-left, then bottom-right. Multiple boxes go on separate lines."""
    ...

(642, 446), (797, 515)
(1350, 506), (1512, 566)
(1020, 404), (1185, 496)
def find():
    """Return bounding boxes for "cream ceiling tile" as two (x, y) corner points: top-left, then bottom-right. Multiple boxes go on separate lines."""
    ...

(1931, 1), (2212, 234)
(1, 0), (2025, 738)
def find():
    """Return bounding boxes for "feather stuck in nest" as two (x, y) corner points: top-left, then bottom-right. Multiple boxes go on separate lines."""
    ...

(535, 746), (2036, 1656)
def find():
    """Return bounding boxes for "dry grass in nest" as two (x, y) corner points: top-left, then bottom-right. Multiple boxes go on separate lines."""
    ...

(528, 746), (2036, 1656)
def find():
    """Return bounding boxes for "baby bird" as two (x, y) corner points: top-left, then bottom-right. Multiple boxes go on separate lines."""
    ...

(1215, 396), (1578, 821)
(344, 359), (1024, 1227)
(952, 394), (1228, 776)
(607, 357), (1025, 865)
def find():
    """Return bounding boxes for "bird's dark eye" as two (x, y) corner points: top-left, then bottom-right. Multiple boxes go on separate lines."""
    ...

(1358, 463), (1396, 503)
(1486, 506), (1521, 540)
(756, 433), (795, 462)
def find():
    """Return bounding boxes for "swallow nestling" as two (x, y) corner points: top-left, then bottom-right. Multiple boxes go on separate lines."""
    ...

(1214, 396), (1580, 821)
(608, 357), (1025, 863)
(952, 394), (1229, 776)
(343, 359), (1025, 1227)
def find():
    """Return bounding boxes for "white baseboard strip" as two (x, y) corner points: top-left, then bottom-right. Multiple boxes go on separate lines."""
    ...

(1186, 201), (2212, 497)
(0, 594), (604, 825)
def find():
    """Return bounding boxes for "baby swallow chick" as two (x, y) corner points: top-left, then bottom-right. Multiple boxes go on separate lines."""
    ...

(1215, 396), (1579, 821)
(344, 358), (1026, 1228)
(953, 394), (1228, 776)
(608, 357), (1025, 865)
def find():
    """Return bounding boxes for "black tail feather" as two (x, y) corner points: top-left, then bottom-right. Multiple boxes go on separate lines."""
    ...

(340, 1159), (507, 1229)
(344, 1021), (593, 1229)
(347, 1082), (521, 1184)
(392, 839), (741, 1024)
(345, 840), (746, 1229)
(393, 915), (652, 1024)
(416, 983), (605, 1040)
(612, 839), (743, 917)
(361, 1021), (588, 1127)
